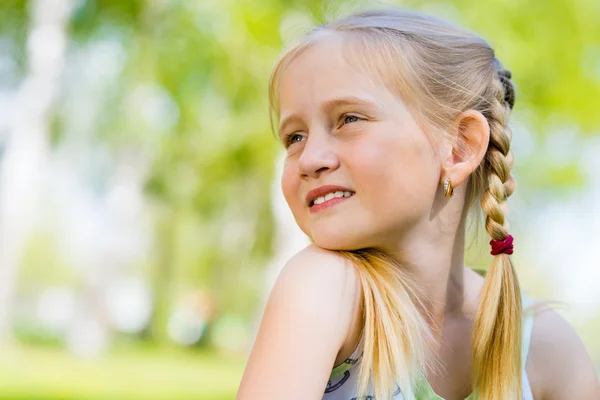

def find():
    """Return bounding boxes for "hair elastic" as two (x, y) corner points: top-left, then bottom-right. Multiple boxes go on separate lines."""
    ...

(490, 234), (514, 255)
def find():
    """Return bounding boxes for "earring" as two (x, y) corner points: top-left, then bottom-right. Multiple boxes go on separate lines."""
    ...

(444, 178), (454, 198)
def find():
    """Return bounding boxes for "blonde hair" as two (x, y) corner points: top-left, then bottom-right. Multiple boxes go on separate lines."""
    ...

(269, 7), (521, 400)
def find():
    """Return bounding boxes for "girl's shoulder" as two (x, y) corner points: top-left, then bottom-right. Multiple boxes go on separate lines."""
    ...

(281, 244), (362, 301)
(284, 244), (364, 363)
(237, 244), (362, 398)
(526, 302), (600, 400)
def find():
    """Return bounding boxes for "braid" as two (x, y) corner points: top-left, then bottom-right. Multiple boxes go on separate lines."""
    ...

(472, 67), (523, 400)
(481, 71), (516, 240)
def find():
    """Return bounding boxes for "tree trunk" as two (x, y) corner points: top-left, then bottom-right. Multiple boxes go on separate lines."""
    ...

(0, 0), (74, 344)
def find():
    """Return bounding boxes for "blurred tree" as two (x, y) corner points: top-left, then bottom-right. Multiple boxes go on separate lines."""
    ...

(0, 0), (74, 344)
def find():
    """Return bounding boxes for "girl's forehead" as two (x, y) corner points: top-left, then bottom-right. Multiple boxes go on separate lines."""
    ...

(278, 37), (390, 109)
(281, 37), (355, 80)
(292, 34), (374, 75)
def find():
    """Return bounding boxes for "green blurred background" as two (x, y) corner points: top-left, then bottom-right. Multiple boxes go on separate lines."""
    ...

(0, 0), (598, 399)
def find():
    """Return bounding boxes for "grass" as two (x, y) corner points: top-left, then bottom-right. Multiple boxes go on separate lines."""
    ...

(0, 344), (246, 400)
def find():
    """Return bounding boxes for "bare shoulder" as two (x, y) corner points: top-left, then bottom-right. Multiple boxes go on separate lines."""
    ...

(527, 305), (600, 400)
(237, 244), (362, 399)
(283, 243), (360, 288)
(276, 244), (362, 324)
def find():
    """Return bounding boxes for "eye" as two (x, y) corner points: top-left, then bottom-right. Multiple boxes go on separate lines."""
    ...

(342, 114), (363, 125)
(284, 133), (305, 148)
(290, 134), (304, 143)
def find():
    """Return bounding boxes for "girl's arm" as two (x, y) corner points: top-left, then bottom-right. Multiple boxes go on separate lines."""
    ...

(527, 308), (600, 400)
(237, 244), (361, 400)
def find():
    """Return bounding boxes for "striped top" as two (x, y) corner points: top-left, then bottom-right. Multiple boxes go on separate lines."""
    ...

(323, 295), (536, 400)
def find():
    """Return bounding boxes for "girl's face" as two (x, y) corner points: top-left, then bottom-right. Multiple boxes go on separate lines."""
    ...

(278, 34), (443, 251)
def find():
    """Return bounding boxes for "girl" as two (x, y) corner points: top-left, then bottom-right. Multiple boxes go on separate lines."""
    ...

(237, 7), (600, 400)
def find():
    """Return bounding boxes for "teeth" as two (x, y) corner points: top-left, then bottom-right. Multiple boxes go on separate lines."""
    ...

(312, 190), (353, 206)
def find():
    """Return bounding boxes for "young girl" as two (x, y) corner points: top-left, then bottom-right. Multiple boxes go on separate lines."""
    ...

(237, 7), (600, 400)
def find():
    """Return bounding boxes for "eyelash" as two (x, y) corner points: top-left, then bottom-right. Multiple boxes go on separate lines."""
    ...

(283, 114), (363, 148)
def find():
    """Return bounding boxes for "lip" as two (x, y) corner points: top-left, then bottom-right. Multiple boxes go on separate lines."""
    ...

(305, 185), (354, 206)
(309, 195), (352, 213)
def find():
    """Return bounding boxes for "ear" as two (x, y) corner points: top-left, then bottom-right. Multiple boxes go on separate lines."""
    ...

(440, 110), (490, 188)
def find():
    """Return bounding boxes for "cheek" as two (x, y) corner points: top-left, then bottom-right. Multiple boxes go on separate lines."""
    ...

(347, 131), (440, 207)
(280, 159), (305, 217)
(280, 162), (296, 204)
(281, 161), (312, 237)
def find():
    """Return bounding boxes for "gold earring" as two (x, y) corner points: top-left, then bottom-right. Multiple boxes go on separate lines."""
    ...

(444, 178), (454, 198)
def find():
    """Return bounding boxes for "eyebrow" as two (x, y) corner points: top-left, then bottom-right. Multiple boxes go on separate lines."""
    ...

(278, 96), (379, 134)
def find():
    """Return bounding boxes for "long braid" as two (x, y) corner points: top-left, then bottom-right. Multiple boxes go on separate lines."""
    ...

(472, 67), (523, 400)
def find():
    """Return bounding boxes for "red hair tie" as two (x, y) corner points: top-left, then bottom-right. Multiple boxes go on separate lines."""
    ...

(490, 234), (514, 255)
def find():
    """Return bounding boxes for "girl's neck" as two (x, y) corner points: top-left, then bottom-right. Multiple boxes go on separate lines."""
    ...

(376, 210), (480, 328)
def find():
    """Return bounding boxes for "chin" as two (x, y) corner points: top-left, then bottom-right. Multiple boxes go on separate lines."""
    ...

(309, 226), (369, 251)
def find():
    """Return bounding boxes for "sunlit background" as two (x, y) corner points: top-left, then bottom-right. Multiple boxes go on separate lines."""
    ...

(0, 0), (598, 399)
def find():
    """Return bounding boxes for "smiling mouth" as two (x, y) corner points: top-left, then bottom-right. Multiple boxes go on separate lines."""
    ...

(309, 190), (354, 207)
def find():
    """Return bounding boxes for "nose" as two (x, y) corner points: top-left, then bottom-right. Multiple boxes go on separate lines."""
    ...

(297, 132), (340, 179)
